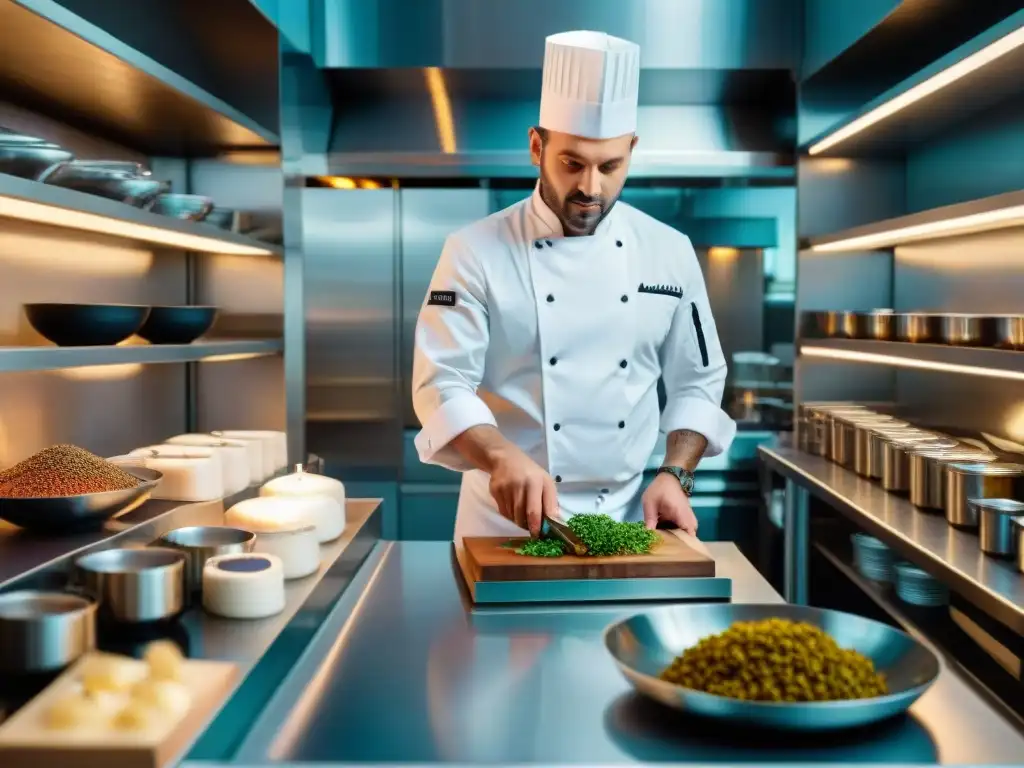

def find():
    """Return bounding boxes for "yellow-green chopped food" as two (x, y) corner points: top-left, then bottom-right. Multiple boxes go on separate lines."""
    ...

(659, 618), (889, 702)
(508, 514), (660, 557)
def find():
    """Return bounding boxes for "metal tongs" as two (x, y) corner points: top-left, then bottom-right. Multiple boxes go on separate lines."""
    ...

(540, 512), (588, 556)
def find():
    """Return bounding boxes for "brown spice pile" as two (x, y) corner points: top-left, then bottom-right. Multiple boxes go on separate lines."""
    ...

(0, 445), (141, 498)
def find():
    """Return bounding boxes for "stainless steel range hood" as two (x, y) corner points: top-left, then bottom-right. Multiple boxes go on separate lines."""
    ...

(289, 0), (799, 180)
(305, 67), (795, 179)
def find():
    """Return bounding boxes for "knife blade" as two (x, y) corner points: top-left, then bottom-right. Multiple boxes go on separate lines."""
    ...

(541, 513), (588, 556)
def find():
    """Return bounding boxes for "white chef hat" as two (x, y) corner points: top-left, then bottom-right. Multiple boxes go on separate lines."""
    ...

(538, 30), (640, 140)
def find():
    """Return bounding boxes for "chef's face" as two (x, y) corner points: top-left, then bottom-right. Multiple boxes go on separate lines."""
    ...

(530, 128), (637, 237)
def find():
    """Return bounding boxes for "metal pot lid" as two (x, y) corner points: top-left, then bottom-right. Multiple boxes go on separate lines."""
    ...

(969, 498), (1024, 515)
(946, 461), (1024, 476)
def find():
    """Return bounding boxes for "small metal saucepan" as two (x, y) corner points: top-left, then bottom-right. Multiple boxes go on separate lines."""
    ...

(909, 449), (995, 510)
(73, 547), (186, 623)
(0, 590), (97, 674)
(896, 313), (942, 343)
(881, 434), (959, 493)
(940, 314), (999, 347)
(992, 316), (1024, 350)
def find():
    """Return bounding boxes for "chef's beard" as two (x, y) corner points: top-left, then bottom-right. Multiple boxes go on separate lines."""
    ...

(538, 172), (620, 237)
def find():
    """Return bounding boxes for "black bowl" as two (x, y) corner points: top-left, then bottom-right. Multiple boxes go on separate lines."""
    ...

(137, 306), (218, 345)
(25, 304), (150, 347)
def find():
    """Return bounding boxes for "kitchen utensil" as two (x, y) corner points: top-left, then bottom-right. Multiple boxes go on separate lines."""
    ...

(880, 434), (957, 493)
(830, 419), (858, 468)
(0, 140), (73, 180)
(940, 314), (998, 347)
(945, 462), (1024, 529)
(867, 426), (923, 480)
(849, 417), (904, 477)
(158, 526), (256, 594)
(463, 530), (713, 582)
(149, 193), (214, 221)
(894, 562), (949, 607)
(851, 533), (894, 583)
(909, 448), (993, 510)
(896, 313), (942, 343)
(800, 311), (840, 339)
(24, 303), (150, 347)
(604, 602), (939, 731)
(0, 591), (96, 674)
(851, 310), (895, 340)
(0, 466), (161, 534)
(73, 547), (186, 623)
(993, 315), (1024, 350)
(136, 305), (218, 345)
(972, 499), (1024, 558)
(540, 514), (587, 556)
(39, 160), (168, 206)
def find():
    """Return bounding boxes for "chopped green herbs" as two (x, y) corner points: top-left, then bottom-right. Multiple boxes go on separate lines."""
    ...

(507, 514), (660, 558)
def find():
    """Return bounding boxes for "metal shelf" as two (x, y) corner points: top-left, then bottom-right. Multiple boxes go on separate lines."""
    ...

(0, 174), (282, 256)
(1, 0), (278, 154)
(804, 189), (1024, 253)
(799, 338), (1024, 380)
(0, 339), (282, 373)
(759, 445), (1024, 634)
(803, 10), (1024, 158)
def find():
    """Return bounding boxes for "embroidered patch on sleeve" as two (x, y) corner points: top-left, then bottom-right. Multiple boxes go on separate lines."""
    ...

(427, 290), (458, 307)
(637, 283), (683, 298)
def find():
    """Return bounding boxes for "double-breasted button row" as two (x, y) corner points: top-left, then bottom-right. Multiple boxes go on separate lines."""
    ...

(534, 239), (554, 250)
(549, 420), (626, 433)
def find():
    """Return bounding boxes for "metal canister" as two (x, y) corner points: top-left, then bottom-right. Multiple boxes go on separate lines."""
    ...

(945, 463), (1024, 529)
(850, 417), (904, 477)
(896, 313), (942, 343)
(881, 434), (958, 493)
(973, 499), (1024, 558)
(909, 449), (994, 510)
(868, 426), (923, 480)
(993, 315), (1024, 350)
(0, 591), (97, 674)
(852, 310), (895, 340)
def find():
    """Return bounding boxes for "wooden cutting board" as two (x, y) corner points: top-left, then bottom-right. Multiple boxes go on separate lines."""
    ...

(463, 529), (715, 582)
(0, 652), (238, 768)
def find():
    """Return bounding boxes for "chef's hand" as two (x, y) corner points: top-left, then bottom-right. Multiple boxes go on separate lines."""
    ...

(642, 472), (698, 535)
(487, 446), (558, 538)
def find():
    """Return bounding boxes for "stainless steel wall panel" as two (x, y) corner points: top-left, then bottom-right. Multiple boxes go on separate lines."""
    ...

(196, 355), (285, 432)
(801, 0), (899, 80)
(302, 188), (400, 462)
(905, 98), (1024, 213)
(697, 248), (764, 365)
(399, 188), (492, 427)
(316, 0), (801, 70)
(797, 156), (905, 239)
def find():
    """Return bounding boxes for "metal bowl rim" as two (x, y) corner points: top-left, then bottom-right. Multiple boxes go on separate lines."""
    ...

(968, 498), (1024, 514)
(159, 525), (257, 547)
(0, 589), (96, 617)
(75, 545), (186, 573)
(602, 603), (940, 711)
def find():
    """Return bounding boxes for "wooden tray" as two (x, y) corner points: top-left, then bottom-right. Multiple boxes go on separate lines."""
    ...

(463, 529), (715, 582)
(0, 652), (239, 768)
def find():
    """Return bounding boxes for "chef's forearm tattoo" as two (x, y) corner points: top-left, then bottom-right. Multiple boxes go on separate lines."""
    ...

(665, 429), (708, 471)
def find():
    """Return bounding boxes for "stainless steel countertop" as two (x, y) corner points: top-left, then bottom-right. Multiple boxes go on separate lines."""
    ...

(759, 445), (1024, 634)
(224, 541), (1024, 765)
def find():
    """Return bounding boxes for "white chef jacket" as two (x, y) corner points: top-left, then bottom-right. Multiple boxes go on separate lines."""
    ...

(412, 184), (736, 541)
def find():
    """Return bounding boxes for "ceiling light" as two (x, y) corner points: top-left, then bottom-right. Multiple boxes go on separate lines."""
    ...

(0, 195), (276, 256)
(811, 203), (1024, 252)
(802, 345), (1024, 382)
(809, 23), (1024, 156)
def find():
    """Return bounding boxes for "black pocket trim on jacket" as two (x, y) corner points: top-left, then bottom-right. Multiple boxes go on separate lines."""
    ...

(638, 282), (683, 298)
(691, 302), (709, 367)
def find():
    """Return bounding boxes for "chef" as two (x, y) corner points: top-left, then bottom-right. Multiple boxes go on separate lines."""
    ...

(412, 30), (736, 542)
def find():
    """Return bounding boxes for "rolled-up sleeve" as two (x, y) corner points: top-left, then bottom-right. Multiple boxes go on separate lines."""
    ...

(412, 234), (497, 471)
(659, 237), (736, 457)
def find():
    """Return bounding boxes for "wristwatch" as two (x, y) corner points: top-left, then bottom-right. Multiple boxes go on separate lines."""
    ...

(656, 465), (695, 496)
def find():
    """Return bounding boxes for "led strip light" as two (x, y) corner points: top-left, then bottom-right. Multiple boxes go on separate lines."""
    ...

(811, 202), (1024, 252)
(809, 23), (1024, 156)
(802, 345), (1024, 382)
(0, 194), (276, 256)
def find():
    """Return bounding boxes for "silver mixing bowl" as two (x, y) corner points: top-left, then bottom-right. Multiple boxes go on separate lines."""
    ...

(604, 603), (940, 731)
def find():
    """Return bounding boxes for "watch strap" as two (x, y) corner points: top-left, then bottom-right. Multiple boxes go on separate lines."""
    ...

(656, 465), (695, 495)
